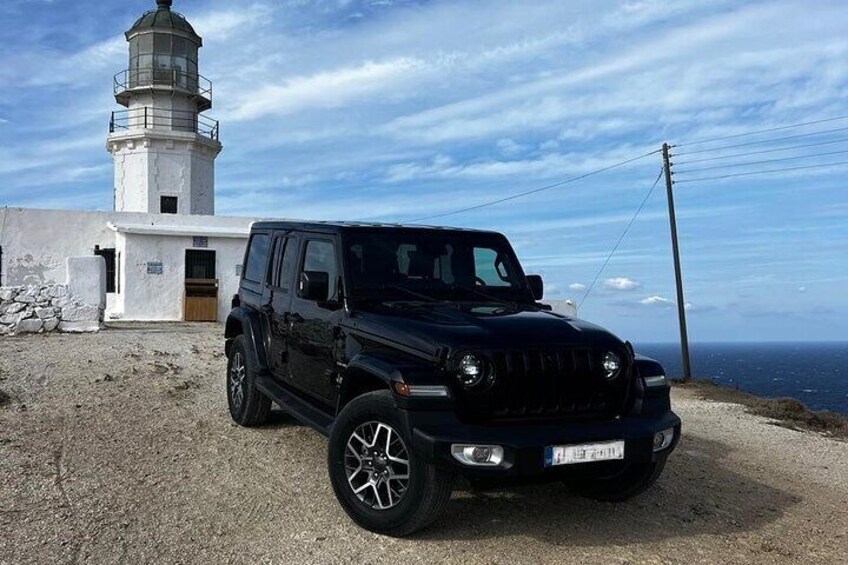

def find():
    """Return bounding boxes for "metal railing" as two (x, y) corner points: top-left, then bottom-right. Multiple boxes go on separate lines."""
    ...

(109, 107), (219, 141)
(113, 68), (213, 102)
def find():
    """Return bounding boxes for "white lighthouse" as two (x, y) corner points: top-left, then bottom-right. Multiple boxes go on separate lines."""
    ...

(107, 0), (221, 216)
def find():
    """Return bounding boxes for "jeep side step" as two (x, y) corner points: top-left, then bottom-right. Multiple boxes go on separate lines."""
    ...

(255, 374), (334, 436)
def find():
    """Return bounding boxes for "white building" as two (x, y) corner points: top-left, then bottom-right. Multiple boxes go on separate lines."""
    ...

(0, 0), (262, 323)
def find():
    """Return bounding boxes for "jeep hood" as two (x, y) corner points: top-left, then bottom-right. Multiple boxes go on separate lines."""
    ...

(347, 303), (624, 356)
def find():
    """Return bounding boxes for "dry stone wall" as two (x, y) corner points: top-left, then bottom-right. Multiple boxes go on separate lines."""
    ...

(0, 284), (103, 335)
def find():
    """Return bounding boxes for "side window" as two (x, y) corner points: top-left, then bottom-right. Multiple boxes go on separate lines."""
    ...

(243, 233), (270, 283)
(301, 240), (337, 299)
(473, 247), (512, 287)
(276, 238), (297, 292)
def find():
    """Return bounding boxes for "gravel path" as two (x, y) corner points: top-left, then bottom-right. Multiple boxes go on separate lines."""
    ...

(1, 324), (846, 564)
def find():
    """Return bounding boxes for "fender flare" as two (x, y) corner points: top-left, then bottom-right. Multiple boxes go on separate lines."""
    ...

(225, 307), (270, 374)
(336, 351), (438, 413)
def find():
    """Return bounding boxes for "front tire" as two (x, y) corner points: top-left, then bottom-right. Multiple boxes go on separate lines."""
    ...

(227, 335), (271, 426)
(328, 390), (453, 536)
(570, 455), (667, 502)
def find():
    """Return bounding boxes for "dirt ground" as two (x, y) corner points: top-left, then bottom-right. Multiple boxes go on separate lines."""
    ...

(1, 324), (846, 565)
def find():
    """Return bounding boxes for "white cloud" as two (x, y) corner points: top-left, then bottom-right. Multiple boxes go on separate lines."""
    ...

(569, 283), (587, 292)
(604, 277), (641, 291)
(225, 58), (427, 121)
(640, 295), (673, 307)
(496, 138), (525, 156)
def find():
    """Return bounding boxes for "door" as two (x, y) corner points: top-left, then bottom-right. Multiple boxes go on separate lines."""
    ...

(266, 233), (298, 385)
(287, 237), (342, 406)
(184, 249), (217, 322)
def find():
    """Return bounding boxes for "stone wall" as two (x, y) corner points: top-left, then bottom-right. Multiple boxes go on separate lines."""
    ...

(0, 256), (106, 336)
(0, 284), (103, 335)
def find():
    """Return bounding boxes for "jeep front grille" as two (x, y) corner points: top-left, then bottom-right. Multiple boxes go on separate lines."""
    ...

(463, 348), (632, 422)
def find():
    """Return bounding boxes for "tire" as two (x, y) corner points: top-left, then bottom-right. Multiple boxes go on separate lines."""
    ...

(328, 390), (453, 536)
(226, 335), (271, 426)
(569, 455), (667, 502)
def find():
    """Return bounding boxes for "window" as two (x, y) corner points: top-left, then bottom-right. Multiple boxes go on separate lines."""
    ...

(160, 196), (178, 214)
(473, 247), (512, 287)
(302, 240), (337, 299)
(275, 238), (297, 291)
(185, 249), (216, 280)
(344, 231), (528, 303)
(94, 246), (117, 293)
(243, 234), (270, 283)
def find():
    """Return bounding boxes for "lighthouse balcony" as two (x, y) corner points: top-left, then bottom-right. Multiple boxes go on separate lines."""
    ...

(114, 68), (213, 111)
(109, 107), (219, 141)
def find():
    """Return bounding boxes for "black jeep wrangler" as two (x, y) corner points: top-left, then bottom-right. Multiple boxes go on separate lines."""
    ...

(225, 221), (680, 536)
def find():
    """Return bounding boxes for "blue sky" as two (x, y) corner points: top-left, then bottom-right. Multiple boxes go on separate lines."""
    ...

(1, 0), (846, 343)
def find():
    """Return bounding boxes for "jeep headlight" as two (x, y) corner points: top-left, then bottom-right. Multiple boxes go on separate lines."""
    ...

(457, 353), (485, 388)
(603, 351), (621, 379)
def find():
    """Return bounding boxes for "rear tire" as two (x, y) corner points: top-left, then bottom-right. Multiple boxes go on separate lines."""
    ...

(227, 335), (271, 426)
(569, 455), (667, 502)
(328, 390), (453, 536)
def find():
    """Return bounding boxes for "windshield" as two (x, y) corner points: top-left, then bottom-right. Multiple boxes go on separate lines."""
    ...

(343, 230), (532, 303)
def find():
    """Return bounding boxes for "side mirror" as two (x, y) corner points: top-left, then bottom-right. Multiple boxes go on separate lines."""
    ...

(527, 274), (544, 300)
(299, 271), (329, 301)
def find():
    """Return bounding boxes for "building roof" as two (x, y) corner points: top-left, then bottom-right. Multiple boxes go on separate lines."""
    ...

(126, 0), (201, 43)
(107, 222), (250, 238)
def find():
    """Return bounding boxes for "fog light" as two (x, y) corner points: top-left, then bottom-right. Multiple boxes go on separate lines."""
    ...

(451, 444), (504, 466)
(653, 428), (674, 451)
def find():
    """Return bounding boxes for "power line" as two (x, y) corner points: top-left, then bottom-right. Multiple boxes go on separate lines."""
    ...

(675, 148), (848, 175)
(407, 149), (661, 223)
(675, 115), (848, 148)
(673, 125), (848, 156)
(674, 160), (848, 184)
(578, 168), (664, 309)
(673, 136), (848, 166)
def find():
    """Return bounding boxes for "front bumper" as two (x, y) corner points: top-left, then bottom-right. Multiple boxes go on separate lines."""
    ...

(403, 409), (681, 478)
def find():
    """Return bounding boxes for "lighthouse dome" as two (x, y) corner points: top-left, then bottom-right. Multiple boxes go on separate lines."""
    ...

(126, 0), (201, 44)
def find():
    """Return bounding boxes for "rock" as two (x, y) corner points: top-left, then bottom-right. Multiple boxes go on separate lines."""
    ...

(59, 320), (101, 333)
(0, 288), (18, 301)
(43, 317), (60, 332)
(16, 294), (36, 304)
(35, 307), (55, 319)
(62, 304), (100, 322)
(0, 313), (25, 325)
(16, 318), (43, 334)
(0, 325), (11, 336)
(5, 302), (25, 315)
(48, 285), (68, 298)
(52, 296), (71, 308)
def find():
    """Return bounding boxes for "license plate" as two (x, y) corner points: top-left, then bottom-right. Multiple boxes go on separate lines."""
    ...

(545, 440), (625, 466)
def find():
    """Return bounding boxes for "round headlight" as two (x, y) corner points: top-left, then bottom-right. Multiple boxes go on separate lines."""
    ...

(603, 351), (621, 379)
(457, 354), (485, 387)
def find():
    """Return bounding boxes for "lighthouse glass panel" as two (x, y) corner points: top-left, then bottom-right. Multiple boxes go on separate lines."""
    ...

(126, 32), (198, 91)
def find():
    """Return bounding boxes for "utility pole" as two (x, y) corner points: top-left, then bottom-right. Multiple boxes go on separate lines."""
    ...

(662, 143), (692, 382)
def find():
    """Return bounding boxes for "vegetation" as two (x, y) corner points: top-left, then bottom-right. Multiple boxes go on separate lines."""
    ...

(674, 379), (848, 440)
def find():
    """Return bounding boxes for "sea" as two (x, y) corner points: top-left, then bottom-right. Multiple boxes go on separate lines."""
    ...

(635, 342), (848, 415)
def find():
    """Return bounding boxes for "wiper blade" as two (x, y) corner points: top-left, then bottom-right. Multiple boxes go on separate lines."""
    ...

(383, 285), (444, 303)
(448, 284), (519, 308)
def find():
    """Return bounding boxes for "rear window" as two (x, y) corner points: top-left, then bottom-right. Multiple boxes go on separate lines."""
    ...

(243, 233), (270, 283)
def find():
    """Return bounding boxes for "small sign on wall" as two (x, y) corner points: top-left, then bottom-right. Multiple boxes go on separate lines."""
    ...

(147, 261), (164, 275)
(192, 236), (209, 248)
(235, 264), (243, 276)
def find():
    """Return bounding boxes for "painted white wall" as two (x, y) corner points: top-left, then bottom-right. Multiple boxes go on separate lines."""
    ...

(108, 131), (221, 215)
(0, 208), (261, 323)
(117, 231), (247, 322)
